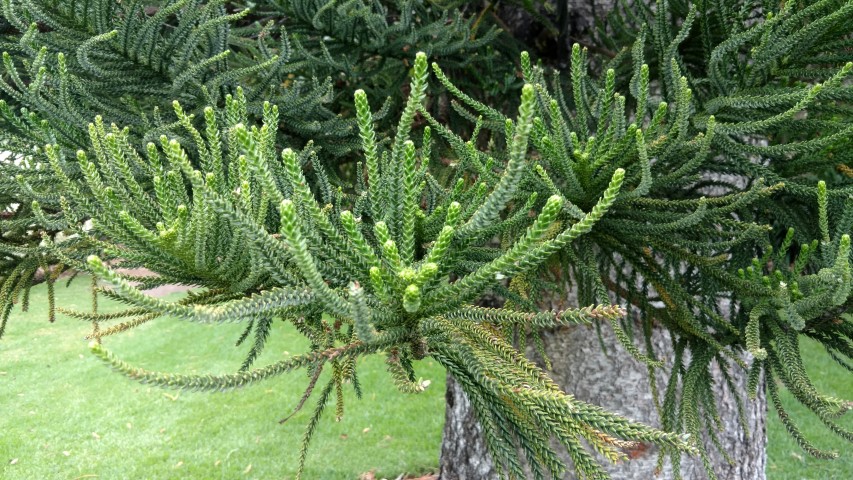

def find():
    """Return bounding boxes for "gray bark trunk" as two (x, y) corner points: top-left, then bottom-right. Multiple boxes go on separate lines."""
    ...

(439, 3), (768, 478)
(438, 319), (767, 479)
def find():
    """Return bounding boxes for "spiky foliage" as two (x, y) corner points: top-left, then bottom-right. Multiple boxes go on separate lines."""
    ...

(431, 0), (853, 476)
(5, 52), (696, 478)
(0, 0), (352, 154)
(0, 0), (352, 318)
(237, 0), (518, 104)
(0, 0), (523, 158)
(3, 1), (853, 478)
(0, 0), (524, 343)
(738, 184), (853, 459)
(557, 0), (853, 231)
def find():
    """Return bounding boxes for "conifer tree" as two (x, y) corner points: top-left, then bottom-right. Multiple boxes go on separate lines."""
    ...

(0, 0), (520, 340)
(5, 52), (697, 478)
(1, 1), (852, 479)
(435, 0), (853, 476)
(233, 0), (519, 105)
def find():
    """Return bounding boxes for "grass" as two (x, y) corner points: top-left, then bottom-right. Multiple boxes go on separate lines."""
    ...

(0, 278), (446, 479)
(765, 337), (853, 479)
(1, 278), (852, 479)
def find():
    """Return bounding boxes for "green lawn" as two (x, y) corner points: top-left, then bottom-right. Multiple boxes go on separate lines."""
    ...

(765, 337), (853, 479)
(1, 278), (851, 479)
(0, 278), (446, 479)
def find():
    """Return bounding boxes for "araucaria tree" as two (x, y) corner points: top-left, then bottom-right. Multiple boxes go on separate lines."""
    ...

(1, 1), (852, 479)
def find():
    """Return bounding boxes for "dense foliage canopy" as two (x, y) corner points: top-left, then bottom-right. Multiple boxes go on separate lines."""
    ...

(1, 1), (852, 479)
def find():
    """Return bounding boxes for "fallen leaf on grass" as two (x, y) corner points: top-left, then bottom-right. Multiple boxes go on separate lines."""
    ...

(91, 432), (100, 440)
(174, 461), (183, 468)
(9, 458), (18, 465)
(163, 393), (180, 401)
(243, 464), (252, 474)
(359, 471), (376, 480)
(62, 451), (71, 457)
(339, 434), (348, 440)
(214, 460), (221, 467)
(362, 427), (371, 433)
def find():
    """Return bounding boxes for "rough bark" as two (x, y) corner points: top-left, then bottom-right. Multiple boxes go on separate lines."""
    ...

(439, 318), (768, 479)
(440, 369), (498, 480)
(439, 3), (768, 478)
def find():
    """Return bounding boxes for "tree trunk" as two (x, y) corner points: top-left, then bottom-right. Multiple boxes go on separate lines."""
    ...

(438, 2), (768, 478)
(438, 318), (767, 479)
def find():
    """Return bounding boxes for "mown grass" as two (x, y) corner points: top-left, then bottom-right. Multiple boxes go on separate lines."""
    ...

(0, 278), (446, 479)
(1, 278), (851, 479)
(765, 337), (853, 479)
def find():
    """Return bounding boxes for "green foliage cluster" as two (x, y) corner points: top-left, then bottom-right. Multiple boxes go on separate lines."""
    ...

(0, 0), (348, 152)
(1, 0), (853, 479)
(0, 0), (521, 313)
(235, 0), (518, 100)
(8, 52), (696, 477)
(0, 0), (519, 155)
(427, 0), (853, 471)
